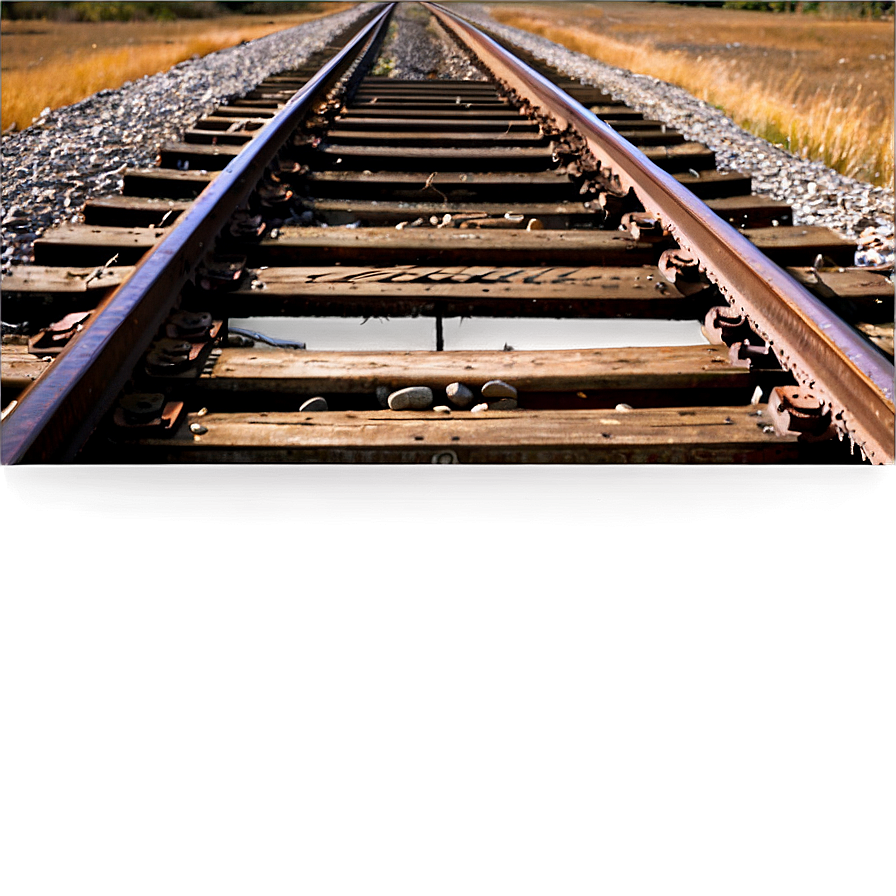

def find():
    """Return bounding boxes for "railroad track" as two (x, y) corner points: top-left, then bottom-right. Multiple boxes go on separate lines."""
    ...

(1, 1), (893, 464)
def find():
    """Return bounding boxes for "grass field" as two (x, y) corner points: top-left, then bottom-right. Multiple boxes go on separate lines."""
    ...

(487, 2), (895, 187)
(0, 6), (351, 132)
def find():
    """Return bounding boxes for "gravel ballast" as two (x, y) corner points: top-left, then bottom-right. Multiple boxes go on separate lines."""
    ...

(2, 2), (893, 270)
(373, 2), (488, 81)
(456, 3), (894, 259)
(1, 4), (370, 267)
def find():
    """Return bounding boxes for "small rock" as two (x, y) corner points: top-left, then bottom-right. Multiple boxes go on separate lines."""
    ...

(388, 386), (433, 410)
(470, 403), (488, 413)
(300, 396), (328, 412)
(489, 398), (518, 410)
(446, 381), (473, 408)
(615, 403), (633, 411)
(433, 405), (452, 413)
(190, 423), (208, 434)
(481, 379), (517, 400)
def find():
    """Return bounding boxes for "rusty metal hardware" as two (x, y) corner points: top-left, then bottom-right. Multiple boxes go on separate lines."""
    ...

(27, 311), (93, 356)
(551, 137), (585, 165)
(145, 339), (193, 375)
(227, 210), (266, 241)
(658, 248), (709, 295)
(255, 180), (294, 212)
(1, 4), (394, 464)
(196, 256), (247, 292)
(146, 314), (223, 377)
(620, 212), (666, 242)
(595, 187), (629, 217)
(291, 133), (322, 150)
(166, 310), (213, 339)
(425, 2), (893, 463)
(766, 386), (834, 439)
(117, 392), (165, 423)
(586, 184), (637, 225)
(702, 305), (754, 346)
(302, 115), (327, 131)
(113, 393), (184, 433)
(273, 159), (308, 179)
(729, 339), (779, 370)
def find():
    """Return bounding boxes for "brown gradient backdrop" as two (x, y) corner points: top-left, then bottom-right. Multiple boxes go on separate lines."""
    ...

(2, 467), (896, 896)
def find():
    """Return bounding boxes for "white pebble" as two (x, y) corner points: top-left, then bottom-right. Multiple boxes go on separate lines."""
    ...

(470, 403), (489, 413)
(481, 379), (517, 399)
(615, 403), (633, 411)
(433, 405), (452, 413)
(388, 386), (433, 410)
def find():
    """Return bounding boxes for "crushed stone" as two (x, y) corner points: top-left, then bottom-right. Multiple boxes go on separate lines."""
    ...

(455, 3), (894, 262)
(1, 4), (370, 267)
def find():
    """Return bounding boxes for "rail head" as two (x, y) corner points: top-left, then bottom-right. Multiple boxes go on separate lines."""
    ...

(1, 3), (395, 465)
(425, 2), (894, 464)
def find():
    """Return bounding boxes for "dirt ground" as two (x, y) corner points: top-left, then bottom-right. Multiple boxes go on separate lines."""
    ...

(0, 9), (351, 73)
(0, 7), (352, 130)
(486, 2), (894, 184)
(489, 2), (894, 114)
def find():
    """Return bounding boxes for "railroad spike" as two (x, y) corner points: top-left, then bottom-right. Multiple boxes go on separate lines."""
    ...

(702, 305), (755, 346)
(765, 386), (836, 441)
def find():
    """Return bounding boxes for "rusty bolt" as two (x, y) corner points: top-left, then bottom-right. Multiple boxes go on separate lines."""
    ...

(256, 181), (293, 208)
(702, 305), (753, 346)
(119, 392), (165, 424)
(146, 338), (192, 374)
(658, 248), (708, 295)
(729, 339), (778, 370)
(766, 386), (833, 437)
(228, 210), (265, 240)
(169, 310), (212, 337)
(197, 256), (246, 292)
(620, 212), (665, 241)
(596, 188), (627, 217)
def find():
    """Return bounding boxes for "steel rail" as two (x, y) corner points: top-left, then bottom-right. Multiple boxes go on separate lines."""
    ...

(426, 2), (895, 464)
(1, 3), (395, 465)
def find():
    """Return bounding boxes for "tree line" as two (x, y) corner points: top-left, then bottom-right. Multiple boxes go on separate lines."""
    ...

(669, 1), (893, 14)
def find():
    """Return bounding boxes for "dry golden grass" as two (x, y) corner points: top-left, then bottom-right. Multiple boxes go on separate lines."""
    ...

(0, 8), (352, 132)
(489, 3), (895, 187)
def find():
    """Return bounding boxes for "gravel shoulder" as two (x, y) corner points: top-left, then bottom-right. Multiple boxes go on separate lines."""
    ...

(458, 3), (894, 253)
(1, 4), (370, 268)
(372, 2), (488, 81)
(2, 2), (893, 273)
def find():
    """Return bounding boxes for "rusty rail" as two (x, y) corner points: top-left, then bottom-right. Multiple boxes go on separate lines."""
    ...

(426, 2), (894, 464)
(1, 3), (394, 465)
